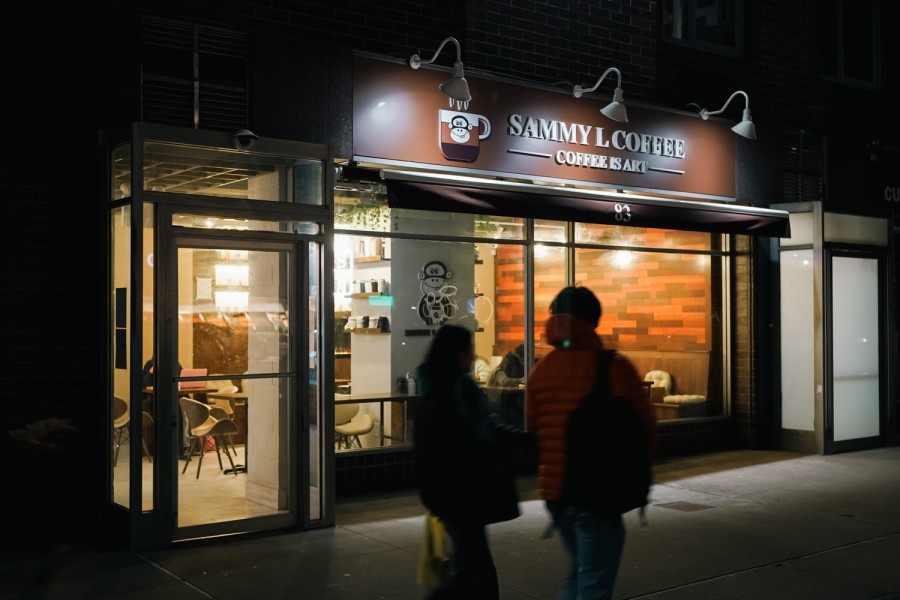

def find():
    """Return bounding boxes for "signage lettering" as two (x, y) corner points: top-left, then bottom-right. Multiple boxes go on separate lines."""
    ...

(885, 186), (900, 203)
(555, 151), (647, 173)
(510, 113), (686, 159)
(508, 114), (594, 145)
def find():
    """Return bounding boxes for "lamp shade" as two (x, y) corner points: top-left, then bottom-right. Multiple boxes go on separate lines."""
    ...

(573, 67), (627, 123)
(600, 87), (628, 123)
(731, 108), (756, 139)
(697, 91), (756, 140)
(439, 61), (471, 103)
(409, 37), (472, 108)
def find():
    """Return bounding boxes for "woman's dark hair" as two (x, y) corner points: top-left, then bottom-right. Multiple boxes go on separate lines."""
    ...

(422, 324), (472, 386)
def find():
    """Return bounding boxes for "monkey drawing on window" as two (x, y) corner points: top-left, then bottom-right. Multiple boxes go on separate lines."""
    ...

(417, 260), (458, 326)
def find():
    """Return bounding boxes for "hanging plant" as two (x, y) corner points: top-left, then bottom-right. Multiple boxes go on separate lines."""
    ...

(336, 200), (390, 232)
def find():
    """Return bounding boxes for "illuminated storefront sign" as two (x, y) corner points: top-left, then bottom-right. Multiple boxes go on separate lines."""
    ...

(352, 55), (736, 201)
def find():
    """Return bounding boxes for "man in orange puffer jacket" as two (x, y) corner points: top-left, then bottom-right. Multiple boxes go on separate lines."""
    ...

(525, 286), (656, 600)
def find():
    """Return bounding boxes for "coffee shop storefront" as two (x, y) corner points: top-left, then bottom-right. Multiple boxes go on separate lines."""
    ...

(106, 53), (789, 550)
(331, 54), (790, 490)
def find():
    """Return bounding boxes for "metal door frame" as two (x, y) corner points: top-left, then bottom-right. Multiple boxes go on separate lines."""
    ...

(155, 202), (313, 543)
(824, 245), (888, 453)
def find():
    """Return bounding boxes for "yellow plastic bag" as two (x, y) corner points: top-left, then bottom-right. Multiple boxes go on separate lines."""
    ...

(416, 513), (450, 590)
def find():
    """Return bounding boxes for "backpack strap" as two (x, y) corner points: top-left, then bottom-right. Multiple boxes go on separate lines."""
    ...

(589, 348), (615, 399)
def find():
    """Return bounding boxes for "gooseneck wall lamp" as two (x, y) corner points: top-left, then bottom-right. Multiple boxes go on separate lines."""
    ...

(697, 90), (756, 140)
(409, 36), (472, 110)
(573, 67), (628, 123)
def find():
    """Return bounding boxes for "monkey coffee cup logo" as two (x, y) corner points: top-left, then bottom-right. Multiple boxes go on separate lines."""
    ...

(439, 109), (491, 162)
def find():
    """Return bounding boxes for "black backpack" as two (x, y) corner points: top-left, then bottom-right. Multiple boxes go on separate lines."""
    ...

(560, 349), (652, 521)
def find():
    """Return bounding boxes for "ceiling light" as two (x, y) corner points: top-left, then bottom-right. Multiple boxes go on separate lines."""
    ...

(409, 36), (472, 110)
(573, 67), (628, 123)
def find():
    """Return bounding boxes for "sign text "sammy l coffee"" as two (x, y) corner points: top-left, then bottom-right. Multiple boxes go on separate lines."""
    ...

(507, 113), (686, 174)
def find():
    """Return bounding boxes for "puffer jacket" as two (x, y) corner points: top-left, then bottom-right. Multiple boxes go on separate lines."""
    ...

(525, 313), (657, 501)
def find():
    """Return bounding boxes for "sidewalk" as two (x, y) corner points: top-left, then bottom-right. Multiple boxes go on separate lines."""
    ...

(2, 447), (899, 599)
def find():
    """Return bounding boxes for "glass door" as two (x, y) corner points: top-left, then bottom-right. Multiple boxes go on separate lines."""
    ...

(827, 251), (884, 452)
(171, 235), (303, 539)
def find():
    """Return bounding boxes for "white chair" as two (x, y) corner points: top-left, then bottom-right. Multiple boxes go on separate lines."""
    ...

(644, 370), (706, 417)
(335, 403), (375, 449)
(643, 370), (673, 402)
(207, 383), (240, 455)
(208, 385), (239, 419)
(179, 397), (239, 478)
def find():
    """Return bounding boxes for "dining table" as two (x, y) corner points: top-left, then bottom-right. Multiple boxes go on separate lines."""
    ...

(335, 392), (420, 446)
(479, 383), (526, 428)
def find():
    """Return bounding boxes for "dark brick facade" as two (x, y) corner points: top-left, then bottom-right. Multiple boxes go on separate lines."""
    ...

(3, 0), (897, 548)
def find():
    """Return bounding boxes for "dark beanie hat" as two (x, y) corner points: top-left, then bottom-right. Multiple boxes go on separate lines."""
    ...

(550, 286), (602, 327)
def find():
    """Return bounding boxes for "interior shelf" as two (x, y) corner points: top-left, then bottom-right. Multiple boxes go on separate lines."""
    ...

(348, 329), (390, 335)
(354, 255), (389, 264)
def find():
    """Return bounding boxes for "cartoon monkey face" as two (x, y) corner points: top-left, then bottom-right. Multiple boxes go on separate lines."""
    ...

(448, 115), (472, 144)
(420, 261), (452, 293)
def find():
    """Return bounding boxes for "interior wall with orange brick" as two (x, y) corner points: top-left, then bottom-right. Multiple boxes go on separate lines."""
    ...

(496, 240), (715, 354)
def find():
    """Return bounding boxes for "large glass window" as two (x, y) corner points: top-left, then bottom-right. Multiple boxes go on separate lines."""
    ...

(573, 247), (724, 420)
(333, 189), (529, 448)
(111, 141), (324, 204)
(333, 185), (730, 450)
(110, 201), (158, 511)
(111, 204), (135, 509)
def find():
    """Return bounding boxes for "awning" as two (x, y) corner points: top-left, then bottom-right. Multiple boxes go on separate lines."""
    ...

(382, 170), (791, 238)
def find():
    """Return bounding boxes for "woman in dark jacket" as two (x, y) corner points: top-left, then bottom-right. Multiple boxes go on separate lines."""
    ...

(414, 325), (519, 599)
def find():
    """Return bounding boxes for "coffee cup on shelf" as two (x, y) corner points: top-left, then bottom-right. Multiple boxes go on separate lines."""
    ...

(345, 317), (357, 331)
(368, 315), (380, 329)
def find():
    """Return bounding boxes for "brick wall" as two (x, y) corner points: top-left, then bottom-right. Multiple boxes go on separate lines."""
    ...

(732, 236), (755, 446)
(5, 0), (896, 544)
(463, 0), (657, 99)
(499, 234), (715, 354)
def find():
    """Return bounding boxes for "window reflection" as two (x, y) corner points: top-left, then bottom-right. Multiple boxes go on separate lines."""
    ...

(333, 188), (728, 450)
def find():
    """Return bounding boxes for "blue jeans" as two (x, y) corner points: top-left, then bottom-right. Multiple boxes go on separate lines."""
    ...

(548, 503), (626, 600)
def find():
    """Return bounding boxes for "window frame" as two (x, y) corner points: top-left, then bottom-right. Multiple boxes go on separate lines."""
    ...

(823, 0), (881, 90)
(662, 0), (745, 58)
